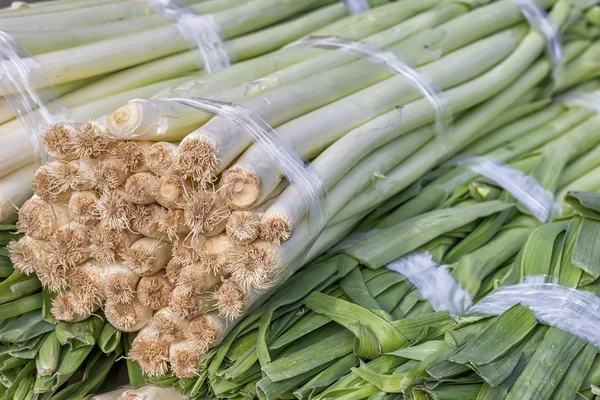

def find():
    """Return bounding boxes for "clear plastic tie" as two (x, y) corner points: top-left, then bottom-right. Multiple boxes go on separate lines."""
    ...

(0, 31), (71, 165)
(143, 0), (230, 73)
(341, 0), (370, 14)
(558, 88), (600, 114)
(469, 276), (600, 347)
(450, 156), (560, 222)
(514, 0), (563, 86)
(285, 35), (452, 149)
(164, 97), (327, 237)
(386, 250), (473, 316)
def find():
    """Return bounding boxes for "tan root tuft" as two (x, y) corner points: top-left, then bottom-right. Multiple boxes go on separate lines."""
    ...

(172, 235), (204, 265)
(108, 141), (148, 173)
(31, 161), (72, 201)
(229, 240), (278, 292)
(177, 136), (219, 184)
(104, 298), (152, 332)
(157, 209), (189, 241)
(44, 123), (79, 160)
(169, 342), (202, 378)
(215, 281), (246, 319)
(68, 191), (100, 225)
(122, 238), (171, 276)
(146, 142), (178, 175)
(219, 166), (261, 210)
(183, 188), (230, 238)
(226, 211), (261, 244)
(36, 253), (70, 292)
(169, 286), (199, 318)
(105, 272), (137, 304)
(97, 188), (132, 230)
(130, 204), (165, 238)
(185, 314), (222, 353)
(129, 328), (169, 377)
(46, 223), (90, 267)
(198, 234), (233, 275)
(71, 120), (113, 158)
(260, 212), (293, 244)
(137, 272), (173, 310)
(91, 160), (129, 192)
(151, 308), (187, 342)
(8, 236), (44, 275)
(51, 291), (91, 322)
(124, 172), (160, 205)
(165, 258), (185, 286)
(88, 226), (134, 262)
(156, 175), (189, 209)
(69, 262), (105, 311)
(17, 198), (68, 240)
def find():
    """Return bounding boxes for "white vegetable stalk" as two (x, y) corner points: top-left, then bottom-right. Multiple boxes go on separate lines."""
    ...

(184, 312), (226, 353)
(105, 0), (441, 141)
(17, 197), (70, 240)
(122, 237), (172, 277)
(105, 298), (153, 332)
(223, 26), (526, 213)
(137, 270), (173, 311)
(0, 163), (35, 223)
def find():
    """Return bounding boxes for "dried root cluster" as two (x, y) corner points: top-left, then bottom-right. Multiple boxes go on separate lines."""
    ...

(11, 121), (289, 378)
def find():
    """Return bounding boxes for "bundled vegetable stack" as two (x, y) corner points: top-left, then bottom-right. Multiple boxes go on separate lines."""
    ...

(188, 87), (600, 399)
(4, 0), (600, 398)
(8, 0), (600, 384)
(0, 0), (390, 222)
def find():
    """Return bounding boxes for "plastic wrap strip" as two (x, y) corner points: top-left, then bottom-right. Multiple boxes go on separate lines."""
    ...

(164, 97), (326, 238)
(514, 0), (563, 85)
(386, 250), (473, 316)
(558, 89), (600, 114)
(0, 31), (71, 165)
(469, 276), (600, 347)
(143, 0), (230, 73)
(285, 36), (452, 148)
(451, 156), (559, 223)
(341, 0), (371, 14)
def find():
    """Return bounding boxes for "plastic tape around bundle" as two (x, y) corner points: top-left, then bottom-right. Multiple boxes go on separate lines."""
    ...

(451, 156), (559, 223)
(285, 35), (452, 148)
(0, 31), (71, 165)
(164, 97), (326, 237)
(143, 0), (230, 73)
(558, 89), (600, 114)
(469, 276), (600, 347)
(386, 250), (473, 316)
(514, 0), (563, 85)
(341, 0), (370, 14)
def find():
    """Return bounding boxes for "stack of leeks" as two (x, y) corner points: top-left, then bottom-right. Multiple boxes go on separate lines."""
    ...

(10, 0), (600, 383)
(186, 90), (600, 399)
(0, 0), (384, 222)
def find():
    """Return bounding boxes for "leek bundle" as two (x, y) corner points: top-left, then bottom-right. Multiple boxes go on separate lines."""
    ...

(10, 0), (600, 382)
(0, 0), (414, 221)
(188, 86), (600, 398)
